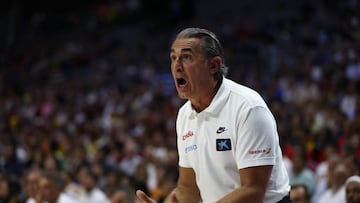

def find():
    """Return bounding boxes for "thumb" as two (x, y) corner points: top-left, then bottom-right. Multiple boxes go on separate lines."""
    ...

(136, 190), (157, 203)
(166, 189), (179, 203)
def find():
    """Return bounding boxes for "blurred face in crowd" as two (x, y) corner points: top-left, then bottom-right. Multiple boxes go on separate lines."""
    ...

(290, 186), (310, 203)
(37, 176), (62, 203)
(334, 164), (349, 186)
(25, 170), (41, 198)
(170, 37), (220, 110)
(0, 179), (9, 199)
(78, 167), (96, 190)
(43, 155), (58, 172)
(291, 147), (306, 173)
(346, 181), (360, 203)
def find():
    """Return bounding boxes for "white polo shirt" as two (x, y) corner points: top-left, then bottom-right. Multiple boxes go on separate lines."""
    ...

(177, 78), (290, 203)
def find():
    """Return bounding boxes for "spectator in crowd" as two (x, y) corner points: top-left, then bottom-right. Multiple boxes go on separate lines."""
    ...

(0, 177), (11, 203)
(35, 171), (78, 203)
(345, 175), (360, 203)
(103, 170), (135, 203)
(0, 176), (20, 203)
(60, 169), (83, 202)
(312, 150), (340, 203)
(290, 184), (311, 203)
(289, 145), (316, 196)
(118, 138), (143, 178)
(76, 166), (111, 203)
(318, 163), (350, 203)
(23, 168), (41, 203)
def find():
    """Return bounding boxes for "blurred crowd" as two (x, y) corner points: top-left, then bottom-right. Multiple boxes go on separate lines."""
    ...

(0, 0), (359, 202)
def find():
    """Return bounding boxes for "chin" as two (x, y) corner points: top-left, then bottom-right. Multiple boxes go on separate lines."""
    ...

(177, 92), (188, 100)
(178, 94), (187, 99)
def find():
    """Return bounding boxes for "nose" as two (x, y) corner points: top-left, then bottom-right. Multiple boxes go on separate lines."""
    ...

(172, 58), (183, 72)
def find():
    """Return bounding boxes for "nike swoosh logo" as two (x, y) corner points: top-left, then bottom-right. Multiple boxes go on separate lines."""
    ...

(216, 127), (227, 134)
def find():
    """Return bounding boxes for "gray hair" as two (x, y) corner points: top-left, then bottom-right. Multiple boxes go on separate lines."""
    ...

(175, 28), (228, 79)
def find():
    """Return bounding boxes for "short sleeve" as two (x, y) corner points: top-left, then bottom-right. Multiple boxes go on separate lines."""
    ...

(235, 106), (278, 169)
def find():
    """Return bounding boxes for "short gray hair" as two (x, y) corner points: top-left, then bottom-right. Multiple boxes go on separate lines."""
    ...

(175, 28), (228, 79)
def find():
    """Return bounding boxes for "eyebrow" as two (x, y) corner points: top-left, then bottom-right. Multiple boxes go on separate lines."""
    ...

(170, 48), (194, 54)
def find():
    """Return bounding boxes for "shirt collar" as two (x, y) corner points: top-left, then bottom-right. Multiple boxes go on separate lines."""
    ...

(188, 77), (231, 118)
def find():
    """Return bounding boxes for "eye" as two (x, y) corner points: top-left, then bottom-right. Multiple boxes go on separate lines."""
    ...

(170, 55), (176, 62)
(181, 54), (192, 61)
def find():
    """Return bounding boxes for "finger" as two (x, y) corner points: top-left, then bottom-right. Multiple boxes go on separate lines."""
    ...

(136, 190), (156, 203)
(163, 189), (179, 203)
(169, 192), (178, 202)
(169, 190), (179, 203)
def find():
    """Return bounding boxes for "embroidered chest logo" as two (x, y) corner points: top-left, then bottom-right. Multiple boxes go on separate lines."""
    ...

(216, 127), (227, 134)
(216, 139), (232, 151)
(185, 144), (197, 153)
(182, 131), (194, 141)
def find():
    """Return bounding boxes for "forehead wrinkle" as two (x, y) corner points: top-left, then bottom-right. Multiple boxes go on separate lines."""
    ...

(170, 47), (194, 54)
(171, 38), (200, 53)
(170, 48), (195, 60)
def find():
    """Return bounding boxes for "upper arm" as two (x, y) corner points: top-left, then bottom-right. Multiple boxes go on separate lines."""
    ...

(176, 167), (200, 203)
(216, 165), (273, 203)
(240, 165), (273, 193)
(239, 165), (273, 203)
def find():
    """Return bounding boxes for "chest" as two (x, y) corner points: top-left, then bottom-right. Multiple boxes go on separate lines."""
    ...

(179, 114), (238, 165)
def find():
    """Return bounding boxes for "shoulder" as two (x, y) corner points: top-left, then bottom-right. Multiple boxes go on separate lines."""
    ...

(222, 79), (270, 118)
(225, 79), (266, 105)
(90, 188), (111, 201)
(57, 192), (79, 203)
(25, 198), (36, 203)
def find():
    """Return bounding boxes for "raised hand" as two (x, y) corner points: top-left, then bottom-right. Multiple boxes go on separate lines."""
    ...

(136, 189), (179, 203)
(136, 190), (157, 203)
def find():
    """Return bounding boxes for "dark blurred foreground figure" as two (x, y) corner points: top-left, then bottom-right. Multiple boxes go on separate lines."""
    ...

(346, 176), (360, 203)
(136, 27), (291, 203)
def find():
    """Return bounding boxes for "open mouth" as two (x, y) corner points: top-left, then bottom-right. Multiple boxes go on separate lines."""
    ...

(176, 78), (187, 87)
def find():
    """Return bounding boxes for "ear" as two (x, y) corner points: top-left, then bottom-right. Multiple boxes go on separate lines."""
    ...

(209, 56), (222, 74)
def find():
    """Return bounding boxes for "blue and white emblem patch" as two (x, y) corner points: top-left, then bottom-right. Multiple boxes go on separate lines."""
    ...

(216, 139), (231, 151)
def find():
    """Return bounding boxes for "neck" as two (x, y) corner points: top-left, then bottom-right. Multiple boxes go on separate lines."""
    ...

(331, 184), (341, 193)
(192, 77), (222, 112)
